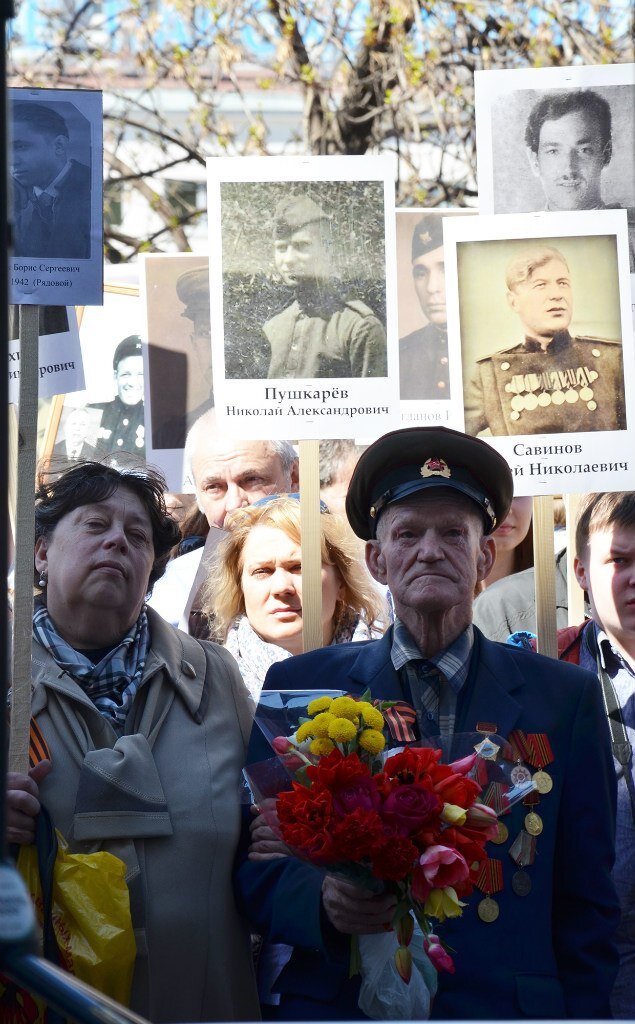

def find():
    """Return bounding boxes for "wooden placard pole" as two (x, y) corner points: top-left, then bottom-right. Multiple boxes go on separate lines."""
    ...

(9, 305), (40, 774)
(7, 403), (18, 543)
(564, 493), (585, 627)
(299, 439), (323, 654)
(532, 495), (557, 660)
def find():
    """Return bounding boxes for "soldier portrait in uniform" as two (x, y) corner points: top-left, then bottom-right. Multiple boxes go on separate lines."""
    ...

(90, 335), (146, 457)
(397, 212), (451, 401)
(11, 100), (92, 260)
(462, 240), (626, 437)
(218, 180), (388, 381)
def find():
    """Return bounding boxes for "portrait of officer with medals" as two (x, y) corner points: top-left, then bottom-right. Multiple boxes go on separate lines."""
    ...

(398, 213), (451, 401)
(463, 243), (626, 437)
(91, 335), (146, 458)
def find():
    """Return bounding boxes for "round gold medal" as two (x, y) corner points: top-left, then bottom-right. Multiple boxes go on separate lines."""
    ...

(524, 811), (543, 836)
(477, 897), (499, 923)
(490, 821), (509, 846)
(533, 770), (553, 794)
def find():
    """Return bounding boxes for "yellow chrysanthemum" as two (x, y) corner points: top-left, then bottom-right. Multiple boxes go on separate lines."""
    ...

(359, 704), (385, 731)
(328, 717), (358, 743)
(311, 712), (335, 738)
(330, 696), (360, 721)
(441, 803), (467, 825)
(295, 721), (315, 743)
(358, 728), (386, 754)
(308, 696), (333, 716)
(424, 887), (465, 923)
(309, 737), (335, 756)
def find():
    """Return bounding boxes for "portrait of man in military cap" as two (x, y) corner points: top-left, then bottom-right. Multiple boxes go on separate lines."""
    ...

(263, 193), (387, 379)
(462, 241), (626, 437)
(397, 211), (451, 401)
(218, 179), (389, 382)
(90, 335), (146, 457)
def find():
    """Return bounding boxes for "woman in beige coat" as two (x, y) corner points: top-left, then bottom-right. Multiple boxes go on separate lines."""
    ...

(6, 462), (259, 1023)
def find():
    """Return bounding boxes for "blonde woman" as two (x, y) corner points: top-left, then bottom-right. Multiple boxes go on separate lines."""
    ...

(201, 495), (387, 701)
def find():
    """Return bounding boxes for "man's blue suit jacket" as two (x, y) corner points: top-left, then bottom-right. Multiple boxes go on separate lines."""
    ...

(235, 627), (619, 1020)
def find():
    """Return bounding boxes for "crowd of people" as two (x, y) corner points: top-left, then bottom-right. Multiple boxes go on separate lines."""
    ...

(5, 424), (634, 1022)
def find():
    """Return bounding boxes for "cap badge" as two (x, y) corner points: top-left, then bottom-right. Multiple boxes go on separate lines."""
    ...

(420, 457), (451, 479)
(418, 230), (432, 245)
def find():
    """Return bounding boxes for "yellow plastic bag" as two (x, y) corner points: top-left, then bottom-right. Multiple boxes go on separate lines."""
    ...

(0, 818), (136, 1022)
(18, 831), (136, 1006)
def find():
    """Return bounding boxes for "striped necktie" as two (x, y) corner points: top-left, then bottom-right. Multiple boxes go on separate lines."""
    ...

(418, 661), (442, 732)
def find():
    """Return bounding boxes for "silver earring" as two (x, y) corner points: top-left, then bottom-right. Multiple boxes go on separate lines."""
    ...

(38, 570), (48, 588)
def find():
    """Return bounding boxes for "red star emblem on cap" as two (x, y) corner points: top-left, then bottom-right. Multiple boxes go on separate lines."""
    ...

(420, 457), (451, 479)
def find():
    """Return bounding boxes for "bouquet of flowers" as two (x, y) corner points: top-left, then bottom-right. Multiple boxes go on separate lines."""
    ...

(246, 690), (531, 1019)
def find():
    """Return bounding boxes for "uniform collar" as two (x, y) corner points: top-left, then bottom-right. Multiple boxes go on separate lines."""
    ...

(522, 329), (571, 353)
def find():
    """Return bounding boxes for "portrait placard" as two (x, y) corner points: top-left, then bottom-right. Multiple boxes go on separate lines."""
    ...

(140, 252), (211, 491)
(474, 64), (635, 273)
(8, 305), (83, 403)
(443, 209), (635, 495)
(396, 207), (475, 428)
(207, 155), (400, 440)
(9, 87), (104, 306)
(51, 288), (145, 470)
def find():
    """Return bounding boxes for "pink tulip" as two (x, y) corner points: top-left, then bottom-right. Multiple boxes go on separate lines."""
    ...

(424, 933), (455, 974)
(418, 845), (470, 890)
(465, 802), (499, 838)
(272, 736), (294, 755)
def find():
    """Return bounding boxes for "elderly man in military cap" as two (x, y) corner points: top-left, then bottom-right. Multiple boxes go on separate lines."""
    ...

(464, 244), (625, 437)
(236, 424), (619, 1020)
(92, 335), (145, 458)
(263, 193), (387, 379)
(399, 215), (451, 400)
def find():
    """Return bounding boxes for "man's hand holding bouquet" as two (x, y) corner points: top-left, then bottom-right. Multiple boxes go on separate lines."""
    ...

(245, 690), (532, 1020)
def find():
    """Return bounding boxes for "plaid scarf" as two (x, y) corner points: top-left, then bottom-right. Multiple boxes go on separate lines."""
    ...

(33, 603), (150, 733)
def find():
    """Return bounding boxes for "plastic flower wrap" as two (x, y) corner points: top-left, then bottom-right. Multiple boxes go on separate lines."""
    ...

(245, 689), (535, 1020)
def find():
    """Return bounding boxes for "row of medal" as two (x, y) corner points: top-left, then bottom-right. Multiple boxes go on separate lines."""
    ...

(473, 727), (554, 923)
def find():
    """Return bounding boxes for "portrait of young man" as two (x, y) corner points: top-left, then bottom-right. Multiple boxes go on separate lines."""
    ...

(397, 212), (451, 401)
(479, 75), (635, 272)
(11, 100), (92, 260)
(263, 195), (387, 380)
(219, 180), (389, 382)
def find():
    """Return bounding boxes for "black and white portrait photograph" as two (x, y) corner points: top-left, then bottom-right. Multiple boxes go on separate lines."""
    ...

(220, 181), (388, 380)
(207, 156), (400, 441)
(396, 208), (475, 407)
(55, 288), (146, 470)
(443, 209), (635, 496)
(9, 86), (103, 306)
(475, 64), (635, 272)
